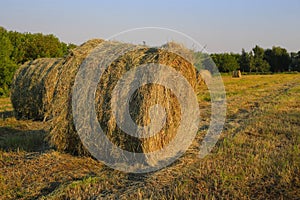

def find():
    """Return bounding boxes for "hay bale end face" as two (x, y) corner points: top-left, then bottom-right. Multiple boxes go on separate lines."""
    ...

(11, 58), (64, 120)
(48, 40), (200, 165)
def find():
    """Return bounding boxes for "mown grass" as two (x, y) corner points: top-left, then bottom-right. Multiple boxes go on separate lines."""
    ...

(0, 74), (299, 199)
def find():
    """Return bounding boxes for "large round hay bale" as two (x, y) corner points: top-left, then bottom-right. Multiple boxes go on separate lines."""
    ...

(47, 40), (200, 163)
(11, 58), (64, 120)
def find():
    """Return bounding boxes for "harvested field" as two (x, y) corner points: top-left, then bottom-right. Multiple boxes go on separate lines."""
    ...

(0, 74), (299, 199)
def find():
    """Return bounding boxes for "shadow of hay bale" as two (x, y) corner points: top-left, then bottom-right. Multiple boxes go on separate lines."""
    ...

(0, 126), (49, 152)
(0, 111), (14, 119)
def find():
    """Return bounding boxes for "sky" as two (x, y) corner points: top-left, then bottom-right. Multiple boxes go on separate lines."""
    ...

(1, 0), (300, 53)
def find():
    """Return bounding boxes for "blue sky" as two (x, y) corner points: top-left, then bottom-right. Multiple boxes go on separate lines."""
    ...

(1, 0), (300, 53)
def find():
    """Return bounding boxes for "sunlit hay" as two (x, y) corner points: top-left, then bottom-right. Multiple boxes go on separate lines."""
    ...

(160, 41), (195, 64)
(11, 58), (64, 120)
(48, 40), (200, 165)
(96, 47), (198, 164)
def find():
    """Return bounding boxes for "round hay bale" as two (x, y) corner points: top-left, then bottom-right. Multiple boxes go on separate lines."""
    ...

(160, 41), (195, 63)
(232, 70), (242, 78)
(48, 40), (199, 163)
(197, 69), (212, 85)
(11, 58), (64, 120)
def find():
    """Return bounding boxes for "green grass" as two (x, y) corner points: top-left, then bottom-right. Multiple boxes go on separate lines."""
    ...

(0, 74), (299, 199)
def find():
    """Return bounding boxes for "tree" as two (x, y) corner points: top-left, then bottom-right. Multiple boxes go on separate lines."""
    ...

(291, 51), (300, 72)
(264, 46), (291, 72)
(7, 31), (27, 64)
(23, 33), (65, 60)
(0, 29), (18, 96)
(222, 53), (240, 72)
(239, 49), (251, 72)
(251, 45), (270, 72)
(211, 54), (222, 71)
(0, 26), (76, 97)
(211, 53), (239, 73)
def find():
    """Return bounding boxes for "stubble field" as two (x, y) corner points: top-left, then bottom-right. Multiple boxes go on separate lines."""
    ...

(0, 74), (299, 199)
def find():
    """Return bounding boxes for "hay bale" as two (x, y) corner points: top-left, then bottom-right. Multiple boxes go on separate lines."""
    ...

(197, 69), (212, 85)
(47, 40), (199, 164)
(232, 70), (242, 78)
(11, 58), (64, 120)
(160, 41), (195, 63)
(47, 39), (105, 155)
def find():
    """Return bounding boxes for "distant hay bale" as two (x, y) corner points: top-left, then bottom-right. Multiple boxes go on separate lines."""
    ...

(197, 69), (212, 84)
(47, 39), (199, 163)
(232, 70), (242, 78)
(11, 58), (64, 120)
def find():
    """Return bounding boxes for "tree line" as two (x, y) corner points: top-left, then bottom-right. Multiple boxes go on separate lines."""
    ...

(209, 45), (300, 73)
(0, 27), (76, 96)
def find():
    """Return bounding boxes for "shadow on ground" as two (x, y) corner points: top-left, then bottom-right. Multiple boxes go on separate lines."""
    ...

(0, 126), (49, 152)
(0, 111), (14, 119)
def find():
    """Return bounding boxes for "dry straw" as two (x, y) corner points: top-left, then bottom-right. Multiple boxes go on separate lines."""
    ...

(47, 40), (200, 163)
(47, 39), (104, 155)
(11, 58), (64, 120)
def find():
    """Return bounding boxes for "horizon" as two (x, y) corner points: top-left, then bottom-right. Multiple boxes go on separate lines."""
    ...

(1, 0), (300, 53)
